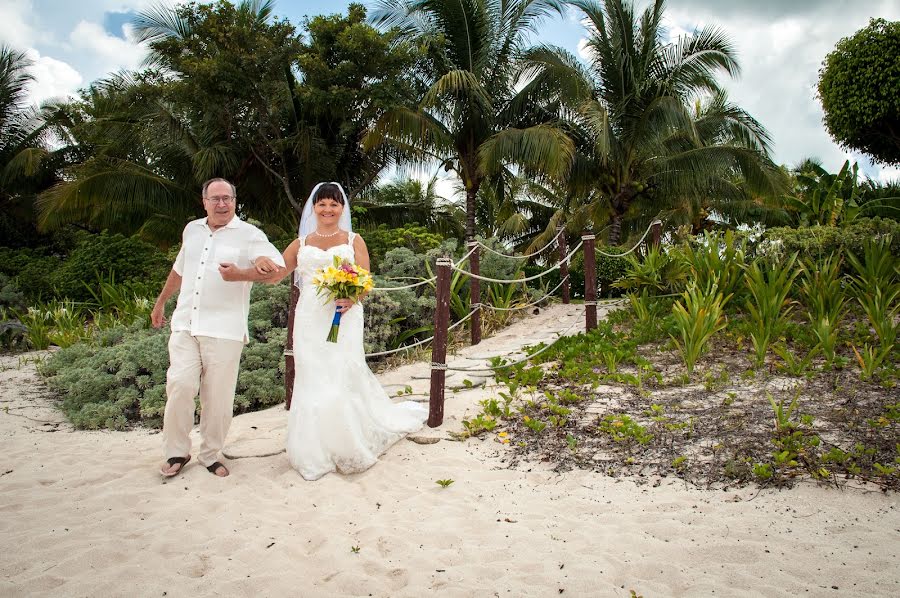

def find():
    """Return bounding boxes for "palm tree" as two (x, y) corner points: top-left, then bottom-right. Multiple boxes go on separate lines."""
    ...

(355, 176), (465, 238)
(367, 0), (573, 245)
(0, 46), (83, 246)
(521, 0), (782, 245)
(34, 73), (202, 245)
(132, 0), (309, 217)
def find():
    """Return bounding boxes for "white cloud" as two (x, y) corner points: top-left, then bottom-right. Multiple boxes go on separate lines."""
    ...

(564, 2), (900, 177)
(13, 0), (176, 106)
(24, 49), (82, 106)
(0, 0), (38, 48)
(661, 3), (900, 173)
(876, 165), (900, 184)
(69, 20), (146, 78)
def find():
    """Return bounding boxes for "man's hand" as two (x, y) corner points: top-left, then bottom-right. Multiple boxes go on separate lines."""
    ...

(151, 303), (166, 328)
(254, 257), (280, 275)
(218, 262), (242, 281)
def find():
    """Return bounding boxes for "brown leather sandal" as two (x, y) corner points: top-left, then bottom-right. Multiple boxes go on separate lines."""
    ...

(160, 455), (191, 478)
(206, 461), (229, 477)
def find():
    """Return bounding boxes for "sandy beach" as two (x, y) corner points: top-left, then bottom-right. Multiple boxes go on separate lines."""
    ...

(1, 304), (897, 597)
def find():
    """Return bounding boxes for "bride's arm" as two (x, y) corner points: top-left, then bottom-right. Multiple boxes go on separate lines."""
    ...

(355, 234), (371, 302)
(353, 234), (370, 272)
(255, 239), (299, 284)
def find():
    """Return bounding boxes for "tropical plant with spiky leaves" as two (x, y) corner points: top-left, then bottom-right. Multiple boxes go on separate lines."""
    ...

(846, 239), (899, 350)
(744, 254), (800, 367)
(670, 280), (730, 375)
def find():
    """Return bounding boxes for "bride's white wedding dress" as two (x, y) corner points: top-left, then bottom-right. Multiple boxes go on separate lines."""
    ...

(286, 233), (427, 480)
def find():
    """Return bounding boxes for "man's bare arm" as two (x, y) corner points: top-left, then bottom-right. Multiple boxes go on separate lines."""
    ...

(151, 270), (182, 328)
(218, 263), (286, 283)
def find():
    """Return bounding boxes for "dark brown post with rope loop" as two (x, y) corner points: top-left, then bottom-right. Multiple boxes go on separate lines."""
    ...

(428, 257), (452, 427)
(651, 220), (662, 249)
(468, 240), (482, 345)
(582, 232), (597, 331)
(284, 281), (300, 410)
(557, 225), (570, 304)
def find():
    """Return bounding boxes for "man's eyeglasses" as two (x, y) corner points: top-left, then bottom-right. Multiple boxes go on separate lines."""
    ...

(205, 195), (235, 205)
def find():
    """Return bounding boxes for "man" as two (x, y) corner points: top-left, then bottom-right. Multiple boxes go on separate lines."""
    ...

(152, 178), (285, 478)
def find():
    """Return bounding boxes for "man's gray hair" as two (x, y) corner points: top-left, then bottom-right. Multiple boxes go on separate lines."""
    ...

(202, 178), (237, 198)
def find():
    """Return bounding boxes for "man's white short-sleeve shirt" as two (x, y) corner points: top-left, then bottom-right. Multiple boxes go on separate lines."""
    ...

(171, 217), (285, 343)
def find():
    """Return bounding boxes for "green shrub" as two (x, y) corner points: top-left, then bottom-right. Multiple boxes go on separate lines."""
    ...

(0, 247), (62, 300)
(678, 230), (748, 305)
(51, 231), (170, 301)
(753, 218), (899, 268)
(0, 274), (26, 312)
(616, 244), (687, 295)
(363, 223), (444, 270)
(40, 283), (290, 430)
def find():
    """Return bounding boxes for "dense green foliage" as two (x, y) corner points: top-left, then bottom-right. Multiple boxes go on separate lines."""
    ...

(363, 223), (444, 271)
(818, 18), (900, 166)
(0, 231), (170, 302)
(39, 283), (290, 429)
(754, 218), (900, 268)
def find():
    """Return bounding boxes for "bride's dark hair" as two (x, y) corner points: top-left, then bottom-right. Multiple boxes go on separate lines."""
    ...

(313, 183), (345, 205)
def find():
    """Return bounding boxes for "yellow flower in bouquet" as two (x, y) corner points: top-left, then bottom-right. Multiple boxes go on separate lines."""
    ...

(312, 255), (374, 342)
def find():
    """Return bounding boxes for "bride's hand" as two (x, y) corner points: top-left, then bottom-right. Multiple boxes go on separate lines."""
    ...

(335, 298), (354, 314)
(254, 257), (279, 275)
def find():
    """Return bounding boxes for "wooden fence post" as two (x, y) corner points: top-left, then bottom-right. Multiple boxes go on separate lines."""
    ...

(558, 225), (570, 304)
(284, 282), (300, 410)
(468, 241), (482, 345)
(429, 257), (452, 427)
(582, 233), (597, 331)
(651, 219), (662, 249)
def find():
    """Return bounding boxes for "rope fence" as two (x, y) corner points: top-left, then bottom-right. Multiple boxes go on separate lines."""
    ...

(480, 276), (569, 312)
(475, 227), (565, 260)
(444, 307), (587, 372)
(370, 245), (480, 292)
(362, 307), (479, 358)
(283, 218), (665, 426)
(450, 241), (584, 284)
(596, 219), (662, 258)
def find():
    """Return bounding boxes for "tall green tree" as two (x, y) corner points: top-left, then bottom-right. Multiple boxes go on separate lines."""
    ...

(37, 1), (421, 241)
(35, 73), (202, 245)
(297, 4), (424, 200)
(367, 0), (573, 244)
(0, 46), (63, 246)
(520, 0), (782, 245)
(818, 18), (900, 166)
(355, 176), (465, 238)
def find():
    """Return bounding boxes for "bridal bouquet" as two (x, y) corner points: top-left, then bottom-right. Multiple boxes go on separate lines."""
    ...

(312, 255), (375, 342)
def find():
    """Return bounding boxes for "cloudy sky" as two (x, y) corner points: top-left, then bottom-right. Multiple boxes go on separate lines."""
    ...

(3, 0), (898, 184)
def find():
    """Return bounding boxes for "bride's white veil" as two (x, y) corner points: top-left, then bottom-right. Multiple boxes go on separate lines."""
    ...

(295, 182), (352, 287)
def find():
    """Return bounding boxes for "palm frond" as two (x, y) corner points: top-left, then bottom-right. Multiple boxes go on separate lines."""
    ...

(479, 124), (575, 179)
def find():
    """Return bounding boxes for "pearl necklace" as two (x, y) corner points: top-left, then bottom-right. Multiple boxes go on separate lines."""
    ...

(314, 228), (342, 238)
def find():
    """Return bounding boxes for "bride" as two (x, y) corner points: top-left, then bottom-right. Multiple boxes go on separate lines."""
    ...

(257, 182), (427, 480)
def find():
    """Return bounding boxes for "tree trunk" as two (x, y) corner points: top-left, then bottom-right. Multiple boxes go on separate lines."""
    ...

(465, 184), (478, 242)
(466, 183), (481, 345)
(608, 213), (623, 246)
(607, 189), (634, 246)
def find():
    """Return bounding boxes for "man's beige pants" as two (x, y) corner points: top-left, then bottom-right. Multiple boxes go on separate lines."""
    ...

(162, 331), (244, 467)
